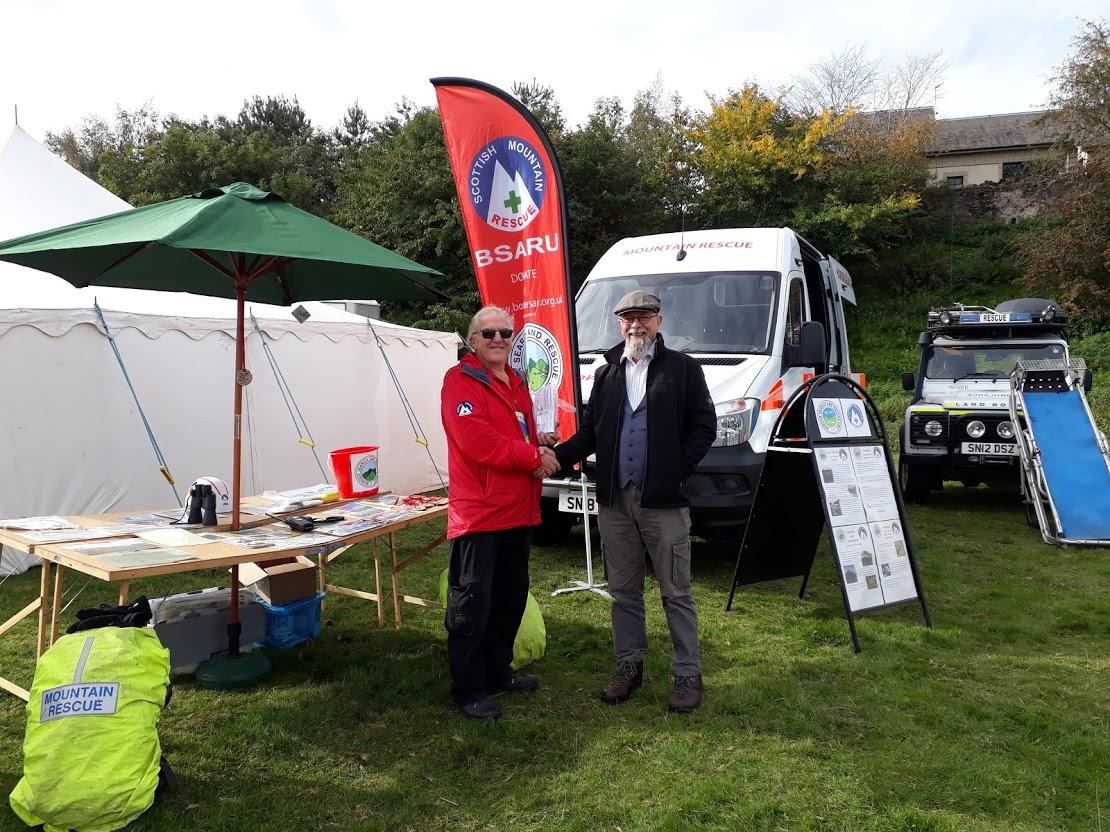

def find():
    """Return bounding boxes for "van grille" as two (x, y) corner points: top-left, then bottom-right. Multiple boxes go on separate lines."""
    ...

(695, 357), (747, 366)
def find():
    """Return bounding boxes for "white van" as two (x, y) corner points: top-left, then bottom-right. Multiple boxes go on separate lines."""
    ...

(540, 227), (858, 540)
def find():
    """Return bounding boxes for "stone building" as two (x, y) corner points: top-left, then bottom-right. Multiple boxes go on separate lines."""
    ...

(926, 109), (1058, 187)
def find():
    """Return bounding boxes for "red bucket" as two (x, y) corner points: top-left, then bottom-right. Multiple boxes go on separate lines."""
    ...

(330, 445), (379, 498)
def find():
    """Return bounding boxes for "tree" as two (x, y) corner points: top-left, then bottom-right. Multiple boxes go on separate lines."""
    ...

(236, 95), (314, 144)
(559, 97), (659, 285)
(1018, 19), (1110, 320)
(792, 47), (946, 115)
(334, 102), (374, 150)
(684, 83), (846, 228)
(791, 45), (881, 116)
(1044, 18), (1110, 146)
(511, 80), (566, 138)
(627, 77), (697, 226)
(881, 51), (948, 111)
(330, 102), (471, 322)
(45, 103), (160, 184)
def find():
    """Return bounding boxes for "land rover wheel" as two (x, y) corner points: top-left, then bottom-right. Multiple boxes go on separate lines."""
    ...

(899, 459), (931, 502)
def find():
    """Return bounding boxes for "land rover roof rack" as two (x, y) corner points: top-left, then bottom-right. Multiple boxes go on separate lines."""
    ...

(927, 299), (1066, 331)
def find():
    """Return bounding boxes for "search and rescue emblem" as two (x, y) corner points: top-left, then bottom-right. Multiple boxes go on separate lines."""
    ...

(467, 136), (547, 232)
(456, 402), (474, 416)
(510, 323), (563, 397)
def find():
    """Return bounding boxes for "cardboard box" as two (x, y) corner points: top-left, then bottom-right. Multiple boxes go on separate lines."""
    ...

(238, 556), (317, 605)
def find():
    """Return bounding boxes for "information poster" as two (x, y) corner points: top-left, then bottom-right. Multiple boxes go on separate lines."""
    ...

(815, 439), (918, 611)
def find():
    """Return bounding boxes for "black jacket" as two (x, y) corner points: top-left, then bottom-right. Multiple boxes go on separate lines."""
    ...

(555, 335), (717, 508)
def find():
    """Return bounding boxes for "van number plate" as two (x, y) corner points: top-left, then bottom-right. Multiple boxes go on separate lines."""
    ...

(558, 492), (598, 515)
(961, 442), (1018, 456)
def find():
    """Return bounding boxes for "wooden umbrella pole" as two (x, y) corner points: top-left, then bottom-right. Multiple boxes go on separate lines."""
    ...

(229, 281), (246, 650)
(233, 281), (245, 534)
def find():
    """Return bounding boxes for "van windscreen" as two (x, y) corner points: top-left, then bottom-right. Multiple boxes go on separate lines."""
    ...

(576, 271), (778, 354)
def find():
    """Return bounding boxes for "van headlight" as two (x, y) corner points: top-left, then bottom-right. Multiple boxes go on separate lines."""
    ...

(713, 398), (760, 447)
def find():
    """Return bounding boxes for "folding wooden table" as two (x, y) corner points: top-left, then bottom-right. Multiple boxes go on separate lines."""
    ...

(0, 500), (447, 701)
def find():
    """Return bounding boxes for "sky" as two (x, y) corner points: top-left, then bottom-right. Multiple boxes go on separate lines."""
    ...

(0, 0), (1103, 142)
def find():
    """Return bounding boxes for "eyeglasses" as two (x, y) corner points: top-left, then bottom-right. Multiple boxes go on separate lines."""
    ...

(618, 313), (657, 325)
(478, 328), (514, 340)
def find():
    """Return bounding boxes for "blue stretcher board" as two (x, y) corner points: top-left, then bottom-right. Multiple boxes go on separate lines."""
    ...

(1025, 390), (1110, 540)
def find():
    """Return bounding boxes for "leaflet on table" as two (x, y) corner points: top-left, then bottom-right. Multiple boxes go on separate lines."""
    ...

(318, 502), (414, 525)
(21, 523), (161, 544)
(99, 549), (199, 569)
(814, 447), (868, 525)
(120, 514), (171, 526)
(258, 483), (339, 512)
(151, 505), (269, 523)
(869, 519), (917, 603)
(314, 517), (391, 537)
(207, 528), (336, 551)
(69, 539), (163, 556)
(136, 528), (211, 547)
(0, 516), (78, 532)
(66, 539), (199, 568)
(831, 525), (886, 611)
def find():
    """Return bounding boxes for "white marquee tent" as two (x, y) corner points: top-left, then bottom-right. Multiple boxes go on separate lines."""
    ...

(0, 125), (458, 575)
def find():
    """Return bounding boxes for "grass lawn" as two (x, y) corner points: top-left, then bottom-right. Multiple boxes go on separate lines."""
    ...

(0, 483), (1106, 832)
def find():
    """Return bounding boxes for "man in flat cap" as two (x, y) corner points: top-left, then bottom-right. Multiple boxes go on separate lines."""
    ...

(554, 289), (716, 712)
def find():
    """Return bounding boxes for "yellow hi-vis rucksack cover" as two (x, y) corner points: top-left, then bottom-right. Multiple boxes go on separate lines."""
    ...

(10, 627), (170, 832)
(439, 568), (546, 669)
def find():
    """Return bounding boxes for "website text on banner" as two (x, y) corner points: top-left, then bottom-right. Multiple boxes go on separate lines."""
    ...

(432, 77), (580, 440)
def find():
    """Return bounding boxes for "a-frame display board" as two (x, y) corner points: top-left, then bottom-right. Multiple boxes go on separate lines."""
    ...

(727, 374), (932, 651)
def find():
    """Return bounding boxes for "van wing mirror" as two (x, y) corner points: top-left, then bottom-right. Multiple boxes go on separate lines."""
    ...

(796, 321), (827, 369)
(902, 372), (915, 392)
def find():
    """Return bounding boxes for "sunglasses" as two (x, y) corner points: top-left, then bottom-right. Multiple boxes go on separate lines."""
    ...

(478, 328), (514, 340)
(618, 313), (657, 325)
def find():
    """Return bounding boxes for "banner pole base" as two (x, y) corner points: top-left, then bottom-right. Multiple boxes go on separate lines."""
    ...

(551, 580), (612, 600)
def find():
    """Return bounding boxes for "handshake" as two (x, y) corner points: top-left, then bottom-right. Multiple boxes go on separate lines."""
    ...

(532, 440), (561, 479)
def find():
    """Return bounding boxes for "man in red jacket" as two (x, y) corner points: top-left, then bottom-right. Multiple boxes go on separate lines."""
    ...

(441, 306), (559, 720)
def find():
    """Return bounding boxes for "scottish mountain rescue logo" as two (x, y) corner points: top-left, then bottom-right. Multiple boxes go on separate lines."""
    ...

(467, 136), (547, 232)
(510, 323), (562, 396)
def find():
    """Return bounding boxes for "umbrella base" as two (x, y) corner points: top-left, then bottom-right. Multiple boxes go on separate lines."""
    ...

(195, 652), (271, 689)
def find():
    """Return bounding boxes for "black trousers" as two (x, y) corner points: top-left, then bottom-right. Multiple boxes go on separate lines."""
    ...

(445, 526), (531, 705)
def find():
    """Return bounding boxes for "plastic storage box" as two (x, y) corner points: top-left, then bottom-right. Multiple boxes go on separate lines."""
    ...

(256, 591), (325, 650)
(148, 587), (266, 674)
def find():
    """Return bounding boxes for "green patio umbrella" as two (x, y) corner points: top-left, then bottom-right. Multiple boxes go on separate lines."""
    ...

(0, 182), (442, 685)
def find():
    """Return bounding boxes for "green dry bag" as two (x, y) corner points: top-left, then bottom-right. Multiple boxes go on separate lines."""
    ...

(439, 568), (546, 669)
(10, 627), (170, 832)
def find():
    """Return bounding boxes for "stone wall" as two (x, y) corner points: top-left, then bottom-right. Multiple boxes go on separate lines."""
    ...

(950, 177), (1048, 222)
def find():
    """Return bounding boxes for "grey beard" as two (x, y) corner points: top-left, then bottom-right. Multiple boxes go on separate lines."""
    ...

(623, 335), (650, 362)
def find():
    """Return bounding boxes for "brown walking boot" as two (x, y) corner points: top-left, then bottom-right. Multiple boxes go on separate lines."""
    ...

(667, 674), (703, 713)
(600, 660), (643, 704)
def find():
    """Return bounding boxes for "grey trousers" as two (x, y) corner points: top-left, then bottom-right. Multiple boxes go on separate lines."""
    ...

(598, 485), (701, 676)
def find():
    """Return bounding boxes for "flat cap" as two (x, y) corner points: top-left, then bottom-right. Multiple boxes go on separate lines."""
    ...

(613, 290), (661, 316)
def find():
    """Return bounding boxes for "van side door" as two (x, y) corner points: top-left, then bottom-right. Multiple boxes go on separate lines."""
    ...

(780, 273), (813, 399)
